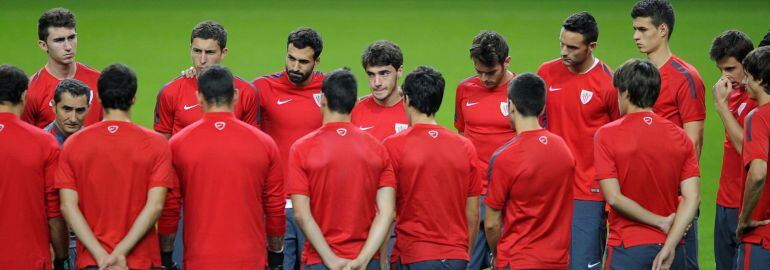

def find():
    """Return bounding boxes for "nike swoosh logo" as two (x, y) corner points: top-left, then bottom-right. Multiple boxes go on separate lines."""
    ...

(183, 104), (199, 110)
(360, 126), (374, 131)
(277, 99), (293, 105)
(466, 101), (479, 107)
(588, 262), (600, 268)
(549, 87), (562, 92)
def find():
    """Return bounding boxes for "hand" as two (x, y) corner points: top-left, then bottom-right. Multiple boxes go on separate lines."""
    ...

(657, 213), (675, 234)
(180, 66), (196, 78)
(99, 253), (127, 270)
(324, 256), (351, 270)
(712, 77), (732, 110)
(342, 258), (369, 270)
(651, 245), (675, 270)
(737, 218), (770, 239)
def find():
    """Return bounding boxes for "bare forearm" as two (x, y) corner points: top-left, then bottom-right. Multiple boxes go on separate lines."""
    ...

(114, 202), (164, 256)
(740, 176), (766, 223)
(662, 195), (699, 249)
(294, 210), (337, 261)
(715, 107), (744, 152)
(48, 217), (69, 259)
(466, 197), (480, 255)
(61, 201), (107, 259)
(608, 193), (667, 229)
(357, 210), (394, 262)
(683, 121), (704, 159)
(483, 209), (501, 256)
(378, 221), (395, 265)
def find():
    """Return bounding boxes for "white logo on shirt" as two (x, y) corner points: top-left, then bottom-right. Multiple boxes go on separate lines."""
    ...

(580, 89), (593, 105)
(643, 116), (653, 125)
(428, 130), (439, 139)
(465, 101), (480, 107)
(395, 123), (408, 133)
(183, 104), (199, 110)
(336, 128), (347, 136)
(0, 124), (4, 132)
(107, 125), (119, 134)
(500, 102), (509, 117)
(588, 262), (600, 268)
(277, 99), (293, 105)
(549, 86), (562, 92)
(360, 126), (374, 131)
(313, 93), (322, 107)
(539, 136), (548, 145)
(214, 121), (226, 131)
(738, 102), (747, 117)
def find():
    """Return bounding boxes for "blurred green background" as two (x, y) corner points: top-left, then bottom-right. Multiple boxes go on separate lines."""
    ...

(2, 0), (769, 268)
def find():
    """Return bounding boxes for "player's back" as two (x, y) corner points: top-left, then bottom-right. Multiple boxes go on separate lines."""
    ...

(24, 63), (102, 128)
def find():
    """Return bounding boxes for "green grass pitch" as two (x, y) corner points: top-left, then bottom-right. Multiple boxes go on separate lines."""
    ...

(2, 0), (769, 269)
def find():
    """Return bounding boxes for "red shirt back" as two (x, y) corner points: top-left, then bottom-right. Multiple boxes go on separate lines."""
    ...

(351, 95), (409, 141)
(538, 58), (619, 201)
(167, 112), (285, 269)
(454, 76), (518, 192)
(0, 113), (60, 269)
(654, 56), (707, 127)
(484, 129), (575, 269)
(55, 121), (177, 269)
(718, 86), (756, 208)
(285, 122), (396, 265)
(154, 76), (259, 135)
(594, 112), (700, 248)
(741, 103), (770, 248)
(382, 124), (483, 264)
(23, 63), (103, 128)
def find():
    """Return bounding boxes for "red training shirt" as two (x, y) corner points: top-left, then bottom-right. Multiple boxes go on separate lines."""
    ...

(351, 95), (409, 141)
(741, 103), (770, 248)
(717, 85), (756, 208)
(654, 55), (707, 127)
(23, 63), (103, 128)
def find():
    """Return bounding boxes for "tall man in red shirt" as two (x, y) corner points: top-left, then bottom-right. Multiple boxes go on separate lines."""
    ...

(24, 7), (102, 128)
(708, 30), (756, 270)
(484, 73), (575, 270)
(253, 27), (325, 270)
(595, 59), (700, 270)
(383, 66), (482, 269)
(536, 12), (618, 270)
(631, 2), (706, 266)
(159, 65), (285, 269)
(454, 31), (518, 269)
(736, 46), (770, 269)
(287, 68), (396, 270)
(0, 64), (69, 270)
(57, 64), (177, 270)
(352, 40), (409, 141)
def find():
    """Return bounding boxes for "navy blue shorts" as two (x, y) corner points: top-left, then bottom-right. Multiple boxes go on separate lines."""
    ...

(735, 243), (770, 270)
(569, 200), (606, 270)
(305, 259), (380, 270)
(714, 205), (739, 270)
(394, 259), (467, 270)
(605, 244), (685, 270)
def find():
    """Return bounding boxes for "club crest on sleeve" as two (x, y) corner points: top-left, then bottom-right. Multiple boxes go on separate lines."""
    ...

(643, 116), (653, 125)
(395, 123), (408, 133)
(336, 128), (347, 136)
(428, 130), (439, 139)
(107, 125), (119, 134)
(0, 124), (4, 132)
(214, 121), (226, 131)
(539, 136), (548, 145)
(500, 102), (509, 117)
(738, 102), (747, 117)
(580, 89), (593, 105)
(313, 93), (322, 107)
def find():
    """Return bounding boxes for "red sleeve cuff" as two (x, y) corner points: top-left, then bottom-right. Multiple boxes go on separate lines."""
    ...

(484, 196), (504, 211)
(595, 173), (617, 181)
(153, 125), (172, 134)
(681, 115), (706, 124)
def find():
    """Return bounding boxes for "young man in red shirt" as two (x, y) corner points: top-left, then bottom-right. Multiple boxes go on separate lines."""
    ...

(708, 30), (756, 270)
(57, 64), (177, 270)
(736, 46), (770, 269)
(351, 40), (409, 141)
(253, 27), (325, 270)
(158, 65), (285, 269)
(536, 12), (618, 270)
(24, 7), (102, 128)
(287, 68), (396, 270)
(595, 59), (700, 270)
(454, 31), (518, 269)
(631, 2), (706, 266)
(383, 66), (482, 269)
(484, 73), (575, 270)
(0, 64), (69, 269)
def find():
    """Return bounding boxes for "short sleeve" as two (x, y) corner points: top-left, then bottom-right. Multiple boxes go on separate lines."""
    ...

(153, 83), (176, 134)
(743, 110), (769, 166)
(44, 137), (61, 218)
(285, 144), (310, 196)
(54, 141), (78, 191)
(484, 151), (512, 211)
(676, 74), (707, 124)
(377, 145), (397, 189)
(593, 129), (617, 180)
(149, 139), (177, 190)
(465, 141), (483, 197)
(237, 80), (260, 127)
(454, 84), (465, 133)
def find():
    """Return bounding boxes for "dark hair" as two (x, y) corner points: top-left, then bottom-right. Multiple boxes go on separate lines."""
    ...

(38, 7), (76, 41)
(563, 11), (599, 44)
(759, 29), (770, 48)
(743, 47), (770, 93)
(402, 66), (445, 116)
(507, 73), (546, 117)
(469, 31), (509, 67)
(54, 79), (91, 103)
(98, 64), (137, 111)
(191, 20), (227, 49)
(288, 27), (323, 59)
(709, 30), (754, 62)
(0, 65), (29, 105)
(321, 68), (357, 114)
(613, 59), (661, 108)
(631, 0), (675, 39)
(198, 65), (234, 106)
(361, 40), (403, 70)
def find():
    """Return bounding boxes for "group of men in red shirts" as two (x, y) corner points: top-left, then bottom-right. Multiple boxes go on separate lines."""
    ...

(3, 0), (770, 270)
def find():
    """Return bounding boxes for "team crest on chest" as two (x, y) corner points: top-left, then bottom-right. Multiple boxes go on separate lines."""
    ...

(580, 89), (593, 105)
(107, 125), (119, 134)
(395, 123), (408, 133)
(500, 102), (509, 117)
(0, 124), (4, 132)
(313, 93), (322, 107)
(214, 121), (226, 131)
(336, 128), (347, 136)
(738, 103), (747, 117)
(643, 116), (653, 125)
(539, 136), (548, 145)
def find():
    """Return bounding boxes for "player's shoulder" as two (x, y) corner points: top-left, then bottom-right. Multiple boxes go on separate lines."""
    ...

(16, 119), (57, 145)
(666, 55), (703, 81)
(28, 67), (46, 84)
(596, 116), (626, 136)
(458, 75), (481, 88)
(538, 58), (563, 73)
(233, 75), (257, 90)
(253, 71), (285, 84)
(76, 62), (100, 76)
(595, 59), (614, 78)
(158, 75), (187, 97)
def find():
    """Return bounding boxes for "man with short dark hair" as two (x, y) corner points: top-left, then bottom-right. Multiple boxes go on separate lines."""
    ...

(736, 46), (770, 269)
(57, 64), (176, 270)
(536, 11), (618, 270)
(253, 27), (326, 270)
(383, 66), (482, 270)
(596, 59), (700, 270)
(454, 31), (518, 269)
(160, 65), (286, 269)
(484, 73), (575, 270)
(287, 68), (396, 270)
(351, 40), (409, 141)
(24, 7), (102, 128)
(45, 79), (91, 146)
(631, 2), (706, 266)
(708, 30), (756, 270)
(0, 64), (69, 269)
